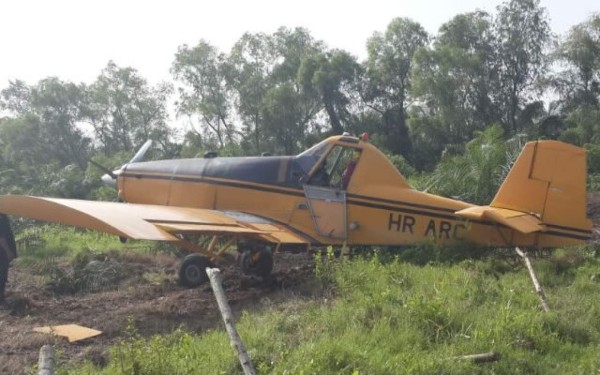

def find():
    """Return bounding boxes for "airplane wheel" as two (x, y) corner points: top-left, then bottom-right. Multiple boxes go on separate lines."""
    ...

(239, 248), (273, 277)
(179, 254), (213, 288)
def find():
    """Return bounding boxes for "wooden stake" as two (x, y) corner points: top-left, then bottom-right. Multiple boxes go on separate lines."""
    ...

(37, 345), (55, 375)
(206, 268), (257, 375)
(453, 352), (501, 363)
(515, 247), (550, 312)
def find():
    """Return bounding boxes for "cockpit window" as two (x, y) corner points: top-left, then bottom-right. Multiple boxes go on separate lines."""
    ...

(307, 145), (361, 189)
(294, 140), (331, 176)
(297, 140), (330, 159)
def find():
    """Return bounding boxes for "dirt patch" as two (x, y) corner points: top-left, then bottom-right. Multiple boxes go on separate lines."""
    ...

(0, 251), (316, 374)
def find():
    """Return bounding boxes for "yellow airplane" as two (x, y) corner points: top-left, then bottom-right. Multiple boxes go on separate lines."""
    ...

(0, 134), (593, 287)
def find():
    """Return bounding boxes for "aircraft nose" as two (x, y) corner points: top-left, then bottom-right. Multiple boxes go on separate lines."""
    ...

(101, 173), (117, 189)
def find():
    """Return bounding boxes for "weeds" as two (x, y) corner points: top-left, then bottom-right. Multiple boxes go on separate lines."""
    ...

(59, 242), (600, 374)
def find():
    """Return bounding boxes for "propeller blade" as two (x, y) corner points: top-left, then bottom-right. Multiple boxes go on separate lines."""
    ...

(130, 140), (153, 164)
(89, 160), (117, 179)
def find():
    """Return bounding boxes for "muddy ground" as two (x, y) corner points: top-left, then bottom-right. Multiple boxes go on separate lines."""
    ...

(1, 192), (599, 374)
(0, 251), (317, 374)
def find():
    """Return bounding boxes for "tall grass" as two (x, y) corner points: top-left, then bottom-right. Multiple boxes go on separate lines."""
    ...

(64, 245), (600, 374)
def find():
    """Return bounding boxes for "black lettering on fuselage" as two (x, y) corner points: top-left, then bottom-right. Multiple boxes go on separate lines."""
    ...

(388, 213), (402, 231)
(439, 221), (452, 239)
(403, 215), (415, 234)
(424, 219), (466, 240)
(424, 219), (437, 237)
(388, 213), (416, 234)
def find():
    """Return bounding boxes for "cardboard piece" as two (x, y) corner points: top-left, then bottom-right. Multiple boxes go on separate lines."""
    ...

(33, 324), (102, 342)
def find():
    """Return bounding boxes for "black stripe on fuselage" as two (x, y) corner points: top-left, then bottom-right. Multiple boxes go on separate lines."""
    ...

(348, 193), (457, 213)
(121, 172), (461, 216)
(120, 172), (592, 241)
(545, 223), (593, 235)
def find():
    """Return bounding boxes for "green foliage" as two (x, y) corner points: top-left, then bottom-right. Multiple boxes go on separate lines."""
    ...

(386, 153), (416, 178)
(363, 17), (429, 159)
(63, 244), (600, 374)
(410, 11), (498, 169)
(1, 5), (598, 197)
(86, 61), (175, 156)
(553, 14), (600, 111)
(494, 0), (552, 134)
(560, 107), (600, 146)
(426, 125), (524, 204)
(314, 245), (336, 285)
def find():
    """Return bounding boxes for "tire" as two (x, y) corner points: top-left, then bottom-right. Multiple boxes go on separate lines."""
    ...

(179, 254), (212, 288)
(239, 248), (273, 277)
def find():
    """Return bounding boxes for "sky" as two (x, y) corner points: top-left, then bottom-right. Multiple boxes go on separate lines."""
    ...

(0, 0), (598, 88)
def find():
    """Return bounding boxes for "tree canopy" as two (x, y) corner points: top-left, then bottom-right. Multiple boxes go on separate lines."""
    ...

(1, 0), (599, 200)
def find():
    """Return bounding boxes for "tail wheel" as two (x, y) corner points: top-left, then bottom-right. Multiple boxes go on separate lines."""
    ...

(179, 254), (213, 288)
(239, 248), (273, 277)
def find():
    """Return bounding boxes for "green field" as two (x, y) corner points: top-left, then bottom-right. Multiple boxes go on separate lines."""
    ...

(53, 242), (600, 375)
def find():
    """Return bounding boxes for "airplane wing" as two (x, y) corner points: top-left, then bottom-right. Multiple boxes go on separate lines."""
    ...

(455, 206), (543, 234)
(0, 195), (308, 245)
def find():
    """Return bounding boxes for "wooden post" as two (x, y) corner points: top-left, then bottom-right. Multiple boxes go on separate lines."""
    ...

(206, 268), (257, 375)
(37, 345), (55, 375)
(515, 247), (550, 312)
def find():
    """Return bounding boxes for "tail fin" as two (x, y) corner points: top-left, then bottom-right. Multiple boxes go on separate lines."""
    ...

(491, 140), (591, 231)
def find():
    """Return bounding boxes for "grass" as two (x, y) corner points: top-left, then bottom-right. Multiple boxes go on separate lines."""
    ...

(57, 243), (600, 375)
(12, 225), (172, 294)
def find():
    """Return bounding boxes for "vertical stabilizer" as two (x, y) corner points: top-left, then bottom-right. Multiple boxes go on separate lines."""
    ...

(491, 141), (592, 231)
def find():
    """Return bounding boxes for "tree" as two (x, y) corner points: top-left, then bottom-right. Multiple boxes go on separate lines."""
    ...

(363, 18), (429, 159)
(410, 11), (499, 169)
(297, 50), (361, 135)
(261, 83), (318, 154)
(1, 78), (91, 168)
(226, 28), (324, 154)
(172, 42), (234, 149)
(494, 0), (552, 133)
(270, 27), (323, 84)
(0, 80), (32, 114)
(553, 14), (600, 111)
(86, 61), (174, 156)
(228, 32), (278, 153)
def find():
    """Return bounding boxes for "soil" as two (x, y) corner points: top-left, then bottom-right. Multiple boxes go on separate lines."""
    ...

(1, 192), (599, 374)
(0, 251), (317, 374)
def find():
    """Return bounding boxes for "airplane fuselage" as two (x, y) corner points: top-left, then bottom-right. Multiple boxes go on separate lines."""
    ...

(116, 137), (590, 248)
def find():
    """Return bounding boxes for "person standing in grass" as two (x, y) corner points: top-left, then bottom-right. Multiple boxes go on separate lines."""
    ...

(0, 214), (16, 303)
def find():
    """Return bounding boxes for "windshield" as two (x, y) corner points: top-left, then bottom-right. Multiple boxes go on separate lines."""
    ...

(297, 139), (330, 158)
(295, 140), (331, 174)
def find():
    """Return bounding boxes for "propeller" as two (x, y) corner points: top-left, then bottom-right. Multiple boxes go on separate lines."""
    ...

(130, 140), (153, 164)
(90, 140), (153, 189)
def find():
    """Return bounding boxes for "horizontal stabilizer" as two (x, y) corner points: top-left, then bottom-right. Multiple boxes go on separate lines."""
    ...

(455, 206), (543, 234)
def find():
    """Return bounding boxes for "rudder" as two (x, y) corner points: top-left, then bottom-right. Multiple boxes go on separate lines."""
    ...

(491, 140), (592, 231)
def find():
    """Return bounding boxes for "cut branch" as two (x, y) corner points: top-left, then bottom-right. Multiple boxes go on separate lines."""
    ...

(37, 345), (55, 375)
(453, 352), (501, 363)
(207, 268), (257, 375)
(515, 247), (550, 312)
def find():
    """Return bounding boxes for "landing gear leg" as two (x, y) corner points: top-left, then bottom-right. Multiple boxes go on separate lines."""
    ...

(238, 247), (273, 278)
